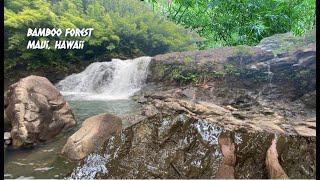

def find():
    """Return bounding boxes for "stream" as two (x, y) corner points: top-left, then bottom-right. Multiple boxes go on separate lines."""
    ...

(4, 55), (316, 179)
(4, 57), (151, 179)
(4, 99), (140, 179)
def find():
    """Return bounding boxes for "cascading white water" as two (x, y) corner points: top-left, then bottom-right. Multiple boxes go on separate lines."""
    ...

(56, 56), (151, 100)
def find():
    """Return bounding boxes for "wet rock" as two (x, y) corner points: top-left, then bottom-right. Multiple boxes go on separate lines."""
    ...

(148, 94), (229, 117)
(141, 105), (158, 118)
(231, 112), (247, 120)
(61, 113), (122, 161)
(135, 91), (301, 135)
(256, 120), (286, 134)
(68, 113), (316, 179)
(230, 94), (260, 109)
(93, 114), (223, 179)
(300, 90), (316, 108)
(293, 126), (316, 137)
(253, 43), (315, 98)
(84, 32), (316, 179)
(277, 135), (316, 179)
(4, 75), (76, 148)
(146, 32), (315, 106)
(269, 57), (296, 71)
(137, 96), (147, 104)
(148, 46), (273, 85)
(234, 132), (273, 178)
(294, 117), (316, 128)
(194, 101), (229, 116)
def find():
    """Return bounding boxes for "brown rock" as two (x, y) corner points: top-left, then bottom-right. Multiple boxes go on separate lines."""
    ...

(142, 105), (158, 118)
(70, 113), (315, 179)
(182, 100), (229, 116)
(61, 113), (122, 161)
(4, 75), (76, 148)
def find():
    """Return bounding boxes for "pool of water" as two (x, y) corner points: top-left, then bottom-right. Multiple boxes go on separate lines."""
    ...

(4, 98), (140, 179)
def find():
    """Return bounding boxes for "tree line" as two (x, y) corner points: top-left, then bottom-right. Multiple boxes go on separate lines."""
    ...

(4, 0), (200, 72)
(145, 0), (316, 48)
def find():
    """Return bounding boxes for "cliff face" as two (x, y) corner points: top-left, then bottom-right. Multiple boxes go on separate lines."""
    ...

(147, 34), (315, 102)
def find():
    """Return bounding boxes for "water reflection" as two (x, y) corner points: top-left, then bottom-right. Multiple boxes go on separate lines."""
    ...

(4, 99), (140, 179)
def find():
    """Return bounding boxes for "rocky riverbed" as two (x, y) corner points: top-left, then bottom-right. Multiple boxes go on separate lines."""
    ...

(70, 114), (316, 179)
(66, 32), (316, 179)
(4, 32), (316, 179)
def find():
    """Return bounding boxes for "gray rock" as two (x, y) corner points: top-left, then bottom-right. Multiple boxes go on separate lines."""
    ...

(182, 87), (197, 99)
(300, 91), (316, 108)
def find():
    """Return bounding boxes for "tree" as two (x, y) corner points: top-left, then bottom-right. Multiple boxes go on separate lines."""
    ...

(146, 0), (316, 48)
(4, 0), (200, 73)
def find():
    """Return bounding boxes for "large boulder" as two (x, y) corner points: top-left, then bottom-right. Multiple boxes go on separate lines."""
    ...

(146, 32), (316, 101)
(4, 75), (76, 148)
(61, 113), (122, 161)
(255, 29), (315, 54)
(68, 113), (316, 179)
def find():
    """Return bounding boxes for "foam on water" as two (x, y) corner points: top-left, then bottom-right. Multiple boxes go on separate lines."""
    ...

(56, 57), (151, 100)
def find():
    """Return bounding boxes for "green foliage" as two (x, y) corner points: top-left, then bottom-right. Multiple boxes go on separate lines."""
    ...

(162, 60), (231, 85)
(104, 0), (201, 57)
(146, 0), (316, 49)
(170, 66), (199, 84)
(210, 71), (225, 78)
(4, 0), (200, 73)
(183, 56), (194, 65)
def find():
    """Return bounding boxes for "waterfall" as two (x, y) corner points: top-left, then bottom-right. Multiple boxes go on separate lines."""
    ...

(266, 60), (273, 96)
(56, 56), (151, 100)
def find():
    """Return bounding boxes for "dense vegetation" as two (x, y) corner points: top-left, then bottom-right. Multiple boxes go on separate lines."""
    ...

(146, 0), (316, 48)
(4, 0), (200, 73)
(4, 0), (316, 79)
